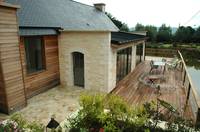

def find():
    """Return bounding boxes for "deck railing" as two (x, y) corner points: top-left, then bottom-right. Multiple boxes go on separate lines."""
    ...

(177, 51), (200, 126)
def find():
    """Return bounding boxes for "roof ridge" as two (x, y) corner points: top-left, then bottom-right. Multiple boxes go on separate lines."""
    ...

(70, 0), (95, 9)
(119, 31), (146, 37)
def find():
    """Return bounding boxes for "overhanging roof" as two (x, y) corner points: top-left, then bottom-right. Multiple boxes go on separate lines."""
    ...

(111, 32), (148, 45)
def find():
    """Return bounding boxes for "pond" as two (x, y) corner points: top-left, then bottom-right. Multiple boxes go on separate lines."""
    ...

(182, 49), (200, 96)
(187, 67), (200, 96)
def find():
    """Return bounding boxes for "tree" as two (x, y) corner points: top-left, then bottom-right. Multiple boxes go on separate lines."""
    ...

(145, 25), (157, 42)
(106, 12), (129, 32)
(119, 23), (129, 32)
(174, 26), (195, 43)
(134, 24), (157, 42)
(193, 26), (200, 43)
(135, 23), (145, 31)
(157, 24), (172, 42)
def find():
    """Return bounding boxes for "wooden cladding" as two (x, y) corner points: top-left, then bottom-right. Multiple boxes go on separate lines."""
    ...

(20, 36), (60, 98)
(0, 5), (26, 113)
(0, 4), (59, 113)
(0, 61), (7, 113)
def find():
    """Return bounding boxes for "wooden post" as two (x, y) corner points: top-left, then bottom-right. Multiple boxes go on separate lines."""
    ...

(143, 42), (146, 61)
(181, 62), (184, 72)
(186, 83), (191, 105)
(196, 108), (200, 128)
(183, 70), (186, 86)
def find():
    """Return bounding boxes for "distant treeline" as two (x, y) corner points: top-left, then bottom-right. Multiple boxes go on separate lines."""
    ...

(135, 23), (200, 44)
(106, 13), (200, 44)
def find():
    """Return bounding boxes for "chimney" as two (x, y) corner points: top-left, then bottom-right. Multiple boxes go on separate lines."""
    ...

(94, 3), (105, 12)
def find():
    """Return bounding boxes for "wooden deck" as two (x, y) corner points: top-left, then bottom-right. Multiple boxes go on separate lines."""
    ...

(112, 61), (193, 120)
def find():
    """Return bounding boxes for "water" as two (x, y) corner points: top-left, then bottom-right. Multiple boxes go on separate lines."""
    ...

(180, 49), (200, 96)
(187, 67), (200, 96)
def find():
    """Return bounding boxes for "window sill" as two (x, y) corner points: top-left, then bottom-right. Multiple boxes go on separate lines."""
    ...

(26, 69), (46, 76)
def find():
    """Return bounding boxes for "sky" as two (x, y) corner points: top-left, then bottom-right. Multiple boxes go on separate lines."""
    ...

(75, 0), (200, 28)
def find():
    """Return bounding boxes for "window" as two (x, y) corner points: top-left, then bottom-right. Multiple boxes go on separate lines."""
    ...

(116, 47), (132, 82)
(24, 37), (46, 74)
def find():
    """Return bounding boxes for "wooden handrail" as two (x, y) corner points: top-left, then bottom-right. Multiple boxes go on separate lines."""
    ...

(178, 51), (200, 108)
(178, 50), (200, 125)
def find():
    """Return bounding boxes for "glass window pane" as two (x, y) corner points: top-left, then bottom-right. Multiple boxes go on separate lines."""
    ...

(24, 37), (45, 74)
(116, 47), (132, 83)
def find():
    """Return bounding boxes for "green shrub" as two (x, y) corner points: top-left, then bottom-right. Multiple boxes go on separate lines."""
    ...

(65, 93), (199, 132)
(66, 94), (150, 132)
(10, 113), (26, 130)
(103, 121), (119, 132)
(106, 94), (130, 120)
(0, 119), (21, 132)
(10, 113), (44, 132)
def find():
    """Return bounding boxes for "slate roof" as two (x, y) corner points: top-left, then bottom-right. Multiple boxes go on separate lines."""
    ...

(19, 28), (59, 36)
(6, 0), (118, 32)
(111, 32), (148, 45)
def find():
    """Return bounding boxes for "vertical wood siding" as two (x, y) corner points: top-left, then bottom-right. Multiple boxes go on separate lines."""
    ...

(0, 6), (26, 113)
(0, 61), (7, 113)
(20, 36), (60, 98)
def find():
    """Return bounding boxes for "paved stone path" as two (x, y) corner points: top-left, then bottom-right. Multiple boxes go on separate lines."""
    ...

(0, 86), (86, 126)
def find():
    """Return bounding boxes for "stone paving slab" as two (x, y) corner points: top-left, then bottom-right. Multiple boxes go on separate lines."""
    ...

(20, 86), (84, 125)
(0, 85), (86, 126)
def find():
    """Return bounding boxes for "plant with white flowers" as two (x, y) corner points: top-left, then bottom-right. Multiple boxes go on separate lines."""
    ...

(0, 119), (21, 132)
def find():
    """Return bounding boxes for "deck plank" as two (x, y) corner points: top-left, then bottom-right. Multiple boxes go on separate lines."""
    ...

(112, 61), (193, 120)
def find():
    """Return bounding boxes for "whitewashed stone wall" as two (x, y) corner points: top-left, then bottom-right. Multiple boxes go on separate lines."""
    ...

(59, 31), (114, 93)
(131, 45), (137, 71)
(142, 41), (146, 61)
(108, 47), (117, 92)
(59, 32), (146, 93)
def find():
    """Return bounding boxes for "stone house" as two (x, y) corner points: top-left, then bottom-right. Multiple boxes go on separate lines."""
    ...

(0, 0), (147, 114)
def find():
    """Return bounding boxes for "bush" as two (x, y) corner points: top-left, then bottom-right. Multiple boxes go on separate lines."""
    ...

(0, 119), (20, 132)
(66, 93), (150, 132)
(10, 113), (44, 132)
(67, 93), (106, 131)
(66, 93), (199, 132)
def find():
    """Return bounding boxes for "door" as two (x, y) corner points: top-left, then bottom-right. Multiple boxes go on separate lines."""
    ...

(73, 52), (84, 87)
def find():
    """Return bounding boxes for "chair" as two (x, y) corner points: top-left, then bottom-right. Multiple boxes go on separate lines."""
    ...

(157, 98), (179, 121)
(166, 59), (181, 70)
(162, 58), (167, 62)
(149, 60), (159, 74)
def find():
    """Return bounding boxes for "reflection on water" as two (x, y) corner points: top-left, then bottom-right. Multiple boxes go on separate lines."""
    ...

(187, 67), (200, 96)
(182, 49), (200, 96)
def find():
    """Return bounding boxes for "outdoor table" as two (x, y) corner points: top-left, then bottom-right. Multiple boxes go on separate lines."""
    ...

(148, 75), (161, 84)
(153, 61), (166, 74)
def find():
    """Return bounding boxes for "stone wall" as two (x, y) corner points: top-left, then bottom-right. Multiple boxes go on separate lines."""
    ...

(59, 32), (146, 93)
(59, 31), (113, 93)
(131, 45), (137, 71)
(108, 47), (116, 92)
